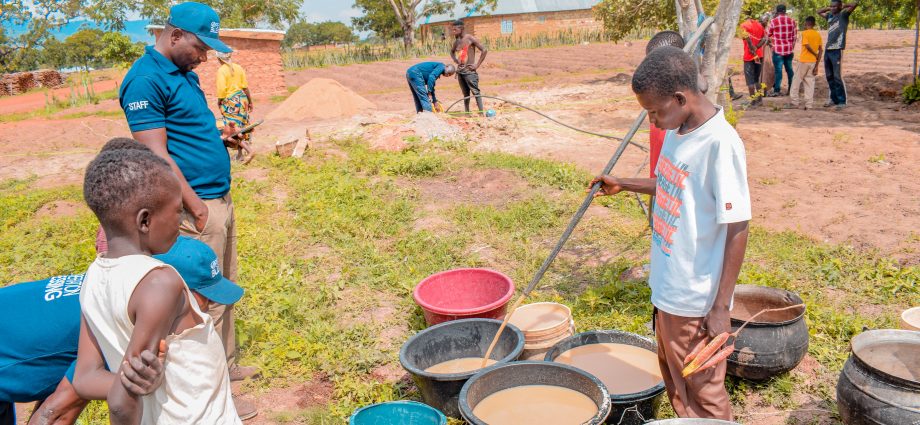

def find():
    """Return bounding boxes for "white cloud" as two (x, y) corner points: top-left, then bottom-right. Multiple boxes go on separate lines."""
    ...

(300, 0), (358, 24)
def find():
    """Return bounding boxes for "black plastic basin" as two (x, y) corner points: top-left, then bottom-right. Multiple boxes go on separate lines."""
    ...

(398, 318), (524, 418)
(545, 330), (666, 425)
(459, 361), (612, 425)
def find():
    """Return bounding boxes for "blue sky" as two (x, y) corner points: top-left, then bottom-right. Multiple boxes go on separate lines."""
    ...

(301, 0), (362, 24)
(6, 1), (363, 42)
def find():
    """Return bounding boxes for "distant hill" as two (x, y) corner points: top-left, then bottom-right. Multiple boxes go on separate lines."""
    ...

(6, 19), (154, 44)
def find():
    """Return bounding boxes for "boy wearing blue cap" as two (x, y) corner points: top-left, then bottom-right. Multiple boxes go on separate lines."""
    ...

(118, 1), (259, 408)
(0, 238), (245, 425)
(74, 148), (241, 424)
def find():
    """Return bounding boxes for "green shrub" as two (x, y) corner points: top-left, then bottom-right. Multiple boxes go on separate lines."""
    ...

(901, 78), (920, 104)
(283, 29), (621, 70)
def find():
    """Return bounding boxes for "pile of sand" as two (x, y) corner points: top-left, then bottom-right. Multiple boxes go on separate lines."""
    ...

(267, 78), (376, 121)
(410, 112), (462, 141)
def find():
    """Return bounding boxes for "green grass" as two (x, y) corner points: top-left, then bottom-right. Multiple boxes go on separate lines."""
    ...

(57, 109), (124, 120)
(270, 86), (301, 103)
(1, 136), (917, 423)
(282, 29), (624, 70)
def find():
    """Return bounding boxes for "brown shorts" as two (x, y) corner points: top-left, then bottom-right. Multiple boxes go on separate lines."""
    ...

(180, 193), (239, 366)
(655, 308), (732, 420)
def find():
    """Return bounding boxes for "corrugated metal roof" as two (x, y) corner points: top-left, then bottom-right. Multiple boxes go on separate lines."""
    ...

(418, 0), (601, 25)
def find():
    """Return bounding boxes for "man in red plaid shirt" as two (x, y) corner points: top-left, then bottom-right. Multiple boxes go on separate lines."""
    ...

(765, 4), (797, 96)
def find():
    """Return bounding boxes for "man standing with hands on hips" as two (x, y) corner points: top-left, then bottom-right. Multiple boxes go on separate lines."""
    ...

(118, 2), (258, 419)
(450, 19), (488, 116)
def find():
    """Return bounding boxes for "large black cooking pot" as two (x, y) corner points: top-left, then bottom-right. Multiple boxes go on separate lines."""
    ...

(727, 285), (808, 381)
(836, 329), (920, 424)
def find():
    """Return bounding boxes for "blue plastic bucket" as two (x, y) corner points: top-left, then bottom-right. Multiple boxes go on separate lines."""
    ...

(349, 400), (447, 425)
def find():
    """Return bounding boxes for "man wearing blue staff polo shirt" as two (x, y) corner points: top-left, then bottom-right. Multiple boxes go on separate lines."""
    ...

(118, 1), (257, 417)
(0, 237), (249, 424)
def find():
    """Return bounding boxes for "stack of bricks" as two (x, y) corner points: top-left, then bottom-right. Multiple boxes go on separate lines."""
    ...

(150, 27), (287, 101)
(33, 69), (64, 88)
(0, 69), (65, 97)
(0, 72), (33, 97)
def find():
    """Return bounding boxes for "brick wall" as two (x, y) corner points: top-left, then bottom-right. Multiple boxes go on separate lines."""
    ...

(151, 29), (287, 100)
(422, 9), (602, 39)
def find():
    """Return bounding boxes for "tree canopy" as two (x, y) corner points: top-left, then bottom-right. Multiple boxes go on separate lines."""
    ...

(99, 32), (146, 69)
(66, 29), (107, 71)
(0, 0), (302, 72)
(594, 0), (918, 43)
(352, 0), (496, 46)
(352, 0), (404, 41)
(284, 21), (357, 48)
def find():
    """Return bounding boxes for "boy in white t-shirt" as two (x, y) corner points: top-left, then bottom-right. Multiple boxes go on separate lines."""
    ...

(590, 46), (751, 419)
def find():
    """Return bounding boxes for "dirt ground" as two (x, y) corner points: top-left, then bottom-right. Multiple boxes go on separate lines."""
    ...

(0, 78), (121, 115)
(3, 30), (916, 258)
(3, 29), (918, 424)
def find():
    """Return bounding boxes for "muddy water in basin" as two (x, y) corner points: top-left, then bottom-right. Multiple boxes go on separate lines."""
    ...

(554, 343), (663, 395)
(425, 357), (497, 374)
(472, 385), (598, 425)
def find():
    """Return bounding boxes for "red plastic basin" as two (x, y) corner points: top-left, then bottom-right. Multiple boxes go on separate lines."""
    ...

(414, 268), (515, 326)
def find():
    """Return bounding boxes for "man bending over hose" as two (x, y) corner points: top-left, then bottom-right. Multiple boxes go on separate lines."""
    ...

(406, 62), (456, 113)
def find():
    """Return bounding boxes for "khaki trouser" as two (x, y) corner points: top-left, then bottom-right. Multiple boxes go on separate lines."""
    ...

(790, 61), (817, 108)
(655, 309), (733, 420)
(180, 193), (239, 368)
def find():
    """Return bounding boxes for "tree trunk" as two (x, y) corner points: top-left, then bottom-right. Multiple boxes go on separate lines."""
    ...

(676, 0), (700, 38)
(400, 5), (417, 47)
(914, 0), (919, 77)
(678, 0), (745, 105)
(402, 23), (415, 47)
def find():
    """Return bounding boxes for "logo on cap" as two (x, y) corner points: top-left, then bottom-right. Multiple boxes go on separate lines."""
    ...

(210, 22), (220, 34)
(210, 259), (220, 278)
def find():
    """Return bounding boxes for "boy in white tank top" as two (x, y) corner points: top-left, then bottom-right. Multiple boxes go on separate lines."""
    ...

(73, 147), (240, 424)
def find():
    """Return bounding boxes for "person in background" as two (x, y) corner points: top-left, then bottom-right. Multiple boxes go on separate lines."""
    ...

(450, 19), (488, 115)
(117, 4), (259, 415)
(645, 30), (686, 179)
(739, 9), (766, 105)
(216, 51), (254, 163)
(758, 12), (775, 92)
(405, 62), (456, 113)
(819, 0), (859, 109)
(592, 46), (750, 419)
(786, 17), (823, 110)
(765, 4), (797, 96)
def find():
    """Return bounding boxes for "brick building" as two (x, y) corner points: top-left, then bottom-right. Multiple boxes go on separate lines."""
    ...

(148, 26), (287, 99)
(418, 0), (602, 39)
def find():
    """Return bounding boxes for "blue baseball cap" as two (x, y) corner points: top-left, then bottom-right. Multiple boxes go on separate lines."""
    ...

(154, 236), (243, 305)
(166, 2), (232, 54)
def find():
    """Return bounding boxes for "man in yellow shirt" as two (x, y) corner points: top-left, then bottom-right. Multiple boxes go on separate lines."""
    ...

(787, 17), (823, 110)
(216, 51), (254, 162)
